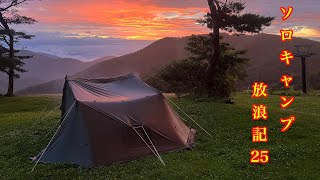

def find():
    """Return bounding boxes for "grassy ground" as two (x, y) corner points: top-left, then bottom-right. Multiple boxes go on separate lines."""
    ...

(0, 93), (319, 179)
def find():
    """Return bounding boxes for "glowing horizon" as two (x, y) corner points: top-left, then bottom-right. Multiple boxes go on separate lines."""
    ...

(14, 0), (319, 41)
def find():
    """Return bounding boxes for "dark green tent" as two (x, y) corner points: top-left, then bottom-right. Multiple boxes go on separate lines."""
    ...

(33, 74), (196, 168)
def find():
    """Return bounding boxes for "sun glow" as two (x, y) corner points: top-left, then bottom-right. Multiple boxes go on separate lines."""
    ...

(20, 1), (208, 40)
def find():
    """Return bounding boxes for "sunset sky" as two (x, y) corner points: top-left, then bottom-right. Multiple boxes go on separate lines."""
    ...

(14, 0), (320, 60)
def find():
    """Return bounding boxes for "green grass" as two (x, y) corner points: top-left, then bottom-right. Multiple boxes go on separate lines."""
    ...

(0, 94), (320, 179)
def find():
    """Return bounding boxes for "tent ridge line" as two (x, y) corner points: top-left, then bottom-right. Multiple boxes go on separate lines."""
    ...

(71, 80), (120, 98)
(67, 73), (136, 83)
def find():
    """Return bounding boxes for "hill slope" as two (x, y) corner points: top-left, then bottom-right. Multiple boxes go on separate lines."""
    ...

(222, 34), (320, 87)
(17, 34), (320, 95)
(75, 37), (189, 78)
(17, 37), (189, 95)
(0, 51), (115, 94)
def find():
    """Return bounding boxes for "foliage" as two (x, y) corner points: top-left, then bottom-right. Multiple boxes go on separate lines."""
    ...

(147, 34), (249, 99)
(193, 0), (275, 99)
(0, 0), (36, 95)
(146, 59), (207, 98)
(199, 1), (274, 34)
(148, 1), (275, 99)
(0, 45), (32, 77)
(270, 87), (303, 96)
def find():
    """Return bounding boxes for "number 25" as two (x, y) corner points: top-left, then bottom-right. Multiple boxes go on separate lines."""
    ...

(250, 150), (269, 164)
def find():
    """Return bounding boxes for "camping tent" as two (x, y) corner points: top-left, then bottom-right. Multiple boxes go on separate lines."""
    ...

(33, 74), (196, 167)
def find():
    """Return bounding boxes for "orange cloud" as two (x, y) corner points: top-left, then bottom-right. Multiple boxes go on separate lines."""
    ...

(19, 0), (320, 41)
(21, 0), (209, 40)
(292, 26), (320, 38)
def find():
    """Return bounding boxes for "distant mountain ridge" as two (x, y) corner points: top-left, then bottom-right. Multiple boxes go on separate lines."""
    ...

(36, 52), (61, 59)
(16, 34), (320, 95)
(0, 50), (115, 94)
(75, 37), (189, 78)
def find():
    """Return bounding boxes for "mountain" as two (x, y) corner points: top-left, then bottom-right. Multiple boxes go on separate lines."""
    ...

(90, 56), (116, 64)
(15, 79), (64, 95)
(75, 37), (189, 78)
(17, 34), (320, 95)
(37, 52), (61, 59)
(0, 50), (115, 94)
(221, 34), (320, 88)
(17, 37), (188, 95)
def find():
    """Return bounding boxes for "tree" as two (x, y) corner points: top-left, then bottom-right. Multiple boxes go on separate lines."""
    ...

(146, 58), (207, 98)
(0, 0), (36, 96)
(0, 34), (33, 82)
(147, 34), (249, 99)
(199, 0), (274, 93)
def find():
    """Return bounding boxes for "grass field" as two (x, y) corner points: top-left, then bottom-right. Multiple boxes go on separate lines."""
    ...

(0, 93), (320, 179)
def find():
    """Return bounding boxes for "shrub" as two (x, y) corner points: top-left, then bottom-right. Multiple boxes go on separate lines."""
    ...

(146, 35), (249, 99)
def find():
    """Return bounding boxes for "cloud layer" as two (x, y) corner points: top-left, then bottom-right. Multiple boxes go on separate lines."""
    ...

(19, 32), (153, 61)
(11, 0), (320, 60)
(16, 0), (320, 39)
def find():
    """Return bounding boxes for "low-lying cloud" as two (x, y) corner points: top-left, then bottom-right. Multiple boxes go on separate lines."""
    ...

(19, 32), (153, 61)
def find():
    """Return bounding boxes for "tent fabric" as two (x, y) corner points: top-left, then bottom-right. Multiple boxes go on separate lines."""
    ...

(34, 73), (196, 167)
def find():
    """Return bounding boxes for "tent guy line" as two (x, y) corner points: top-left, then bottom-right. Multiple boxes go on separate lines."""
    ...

(32, 103), (61, 127)
(41, 104), (70, 141)
(132, 126), (166, 166)
(165, 97), (213, 137)
(31, 101), (51, 127)
(32, 101), (76, 172)
(141, 126), (166, 166)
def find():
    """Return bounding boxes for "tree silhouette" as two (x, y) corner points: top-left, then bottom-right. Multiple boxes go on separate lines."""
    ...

(199, 0), (275, 93)
(294, 45), (316, 94)
(0, 0), (36, 96)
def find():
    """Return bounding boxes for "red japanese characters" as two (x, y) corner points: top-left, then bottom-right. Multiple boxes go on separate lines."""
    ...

(280, 116), (296, 132)
(280, 6), (294, 20)
(252, 82), (268, 98)
(252, 104), (268, 120)
(280, 75), (293, 88)
(279, 5), (296, 133)
(250, 82), (269, 164)
(250, 5), (296, 165)
(280, 96), (294, 109)
(252, 126), (268, 142)
(280, 29), (294, 42)
(280, 50), (294, 66)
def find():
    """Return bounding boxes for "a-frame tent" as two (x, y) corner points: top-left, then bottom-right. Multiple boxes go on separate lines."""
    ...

(33, 74), (196, 167)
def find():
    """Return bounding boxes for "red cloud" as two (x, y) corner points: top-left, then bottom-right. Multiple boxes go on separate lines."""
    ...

(20, 0), (208, 39)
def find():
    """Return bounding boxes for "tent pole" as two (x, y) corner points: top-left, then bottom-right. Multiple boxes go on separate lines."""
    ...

(31, 101), (76, 172)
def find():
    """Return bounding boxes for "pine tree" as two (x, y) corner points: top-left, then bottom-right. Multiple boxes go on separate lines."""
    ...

(201, 0), (274, 95)
(0, 0), (36, 96)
